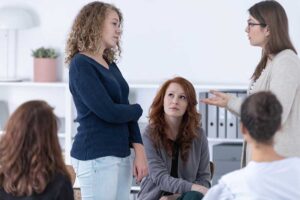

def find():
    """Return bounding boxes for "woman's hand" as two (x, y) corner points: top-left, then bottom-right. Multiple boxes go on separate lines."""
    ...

(159, 194), (180, 200)
(132, 143), (148, 182)
(200, 90), (230, 108)
(191, 184), (209, 194)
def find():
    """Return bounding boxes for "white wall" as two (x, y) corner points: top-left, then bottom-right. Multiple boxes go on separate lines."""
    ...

(0, 0), (299, 84)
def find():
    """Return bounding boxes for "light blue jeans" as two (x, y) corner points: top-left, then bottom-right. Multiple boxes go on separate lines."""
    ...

(71, 156), (132, 200)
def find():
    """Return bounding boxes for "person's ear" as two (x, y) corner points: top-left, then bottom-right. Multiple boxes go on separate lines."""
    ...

(241, 123), (251, 142)
(240, 122), (246, 135)
(265, 25), (270, 37)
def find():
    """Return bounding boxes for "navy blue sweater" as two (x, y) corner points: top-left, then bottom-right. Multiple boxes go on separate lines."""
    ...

(69, 53), (143, 160)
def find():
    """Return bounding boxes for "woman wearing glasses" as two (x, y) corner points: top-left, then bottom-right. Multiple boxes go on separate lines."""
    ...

(202, 0), (300, 166)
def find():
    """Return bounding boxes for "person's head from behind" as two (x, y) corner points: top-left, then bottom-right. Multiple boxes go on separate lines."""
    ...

(65, 1), (123, 64)
(241, 91), (282, 146)
(149, 77), (200, 161)
(0, 100), (67, 196)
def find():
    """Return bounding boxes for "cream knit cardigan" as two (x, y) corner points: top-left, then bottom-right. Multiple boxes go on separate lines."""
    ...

(227, 49), (300, 166)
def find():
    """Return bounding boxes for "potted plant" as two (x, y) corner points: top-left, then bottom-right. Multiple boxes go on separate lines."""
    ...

(32, 47), (58, 82)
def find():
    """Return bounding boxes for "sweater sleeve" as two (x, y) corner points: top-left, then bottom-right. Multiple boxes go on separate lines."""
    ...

(269, 55), (300, 124)
(143, 130), (193, 193)
(70, 61), (142, 124)
(226, 94), (243, 117)
(123, 96), (143, 145)
(194, 130), (211, 188)
(128, 121), (143, 145)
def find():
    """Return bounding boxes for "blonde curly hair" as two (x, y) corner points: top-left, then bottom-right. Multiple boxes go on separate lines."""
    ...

(65, 1), (123, 64)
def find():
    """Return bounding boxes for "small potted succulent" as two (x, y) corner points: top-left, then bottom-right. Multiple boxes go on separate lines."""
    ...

(32, 47), (58, 82)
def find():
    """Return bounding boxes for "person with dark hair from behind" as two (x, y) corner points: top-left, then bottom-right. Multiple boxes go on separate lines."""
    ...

(203, 92), (300, 200)
(138, 77), (211, 200)
(0, 100), (74, 200)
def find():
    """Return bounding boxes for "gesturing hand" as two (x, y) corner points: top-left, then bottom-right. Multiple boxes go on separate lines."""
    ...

(200, 90), (230, 108)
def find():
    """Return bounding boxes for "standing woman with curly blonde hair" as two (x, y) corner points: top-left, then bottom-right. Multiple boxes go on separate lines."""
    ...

(65, 1), (148, 200)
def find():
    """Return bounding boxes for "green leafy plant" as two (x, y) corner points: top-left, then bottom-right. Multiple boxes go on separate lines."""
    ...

(32, 47), (58, 59)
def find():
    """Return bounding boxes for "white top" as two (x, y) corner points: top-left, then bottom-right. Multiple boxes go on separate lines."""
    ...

(203, 157), (300, 200)
(227, 49), (300, 165)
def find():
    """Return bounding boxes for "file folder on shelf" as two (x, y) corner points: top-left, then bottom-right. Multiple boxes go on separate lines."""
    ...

(237, 91), (247, 139)
(207, 93), (217, 138)
(226, 92), (238, 139)
(199, 92), (208, 135)
(217, 107), (226, 138)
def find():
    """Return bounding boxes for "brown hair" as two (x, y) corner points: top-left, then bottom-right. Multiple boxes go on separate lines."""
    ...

(249, 0), (297, 80)
(241, 91), (282, 145)
(148, 77), (201, 161)
(65, 1), (123, 64)
(0, 101), (70, 196)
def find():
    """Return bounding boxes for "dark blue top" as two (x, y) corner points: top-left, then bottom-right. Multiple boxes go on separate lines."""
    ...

(69, 53), (143, 160)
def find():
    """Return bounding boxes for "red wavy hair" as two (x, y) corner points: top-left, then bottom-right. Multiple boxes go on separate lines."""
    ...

(148, 77), (201, 161)
(0, 101), (70, 196)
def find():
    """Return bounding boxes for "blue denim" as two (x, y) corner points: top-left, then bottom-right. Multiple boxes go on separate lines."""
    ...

(71, 156), (132, 200)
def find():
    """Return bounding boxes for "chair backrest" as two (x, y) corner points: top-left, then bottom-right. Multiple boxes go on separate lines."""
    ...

(66, 165), (76, 185)
(209, 161), (215, 180)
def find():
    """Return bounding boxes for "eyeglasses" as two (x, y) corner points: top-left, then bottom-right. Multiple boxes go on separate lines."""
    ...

(247, 22), (267, 29)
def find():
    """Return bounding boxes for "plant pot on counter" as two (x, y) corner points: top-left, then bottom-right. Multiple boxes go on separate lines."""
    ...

(34, 58), (57, 82)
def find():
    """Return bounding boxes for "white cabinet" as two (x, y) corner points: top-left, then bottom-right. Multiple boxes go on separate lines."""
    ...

(0, 82), (73, 164)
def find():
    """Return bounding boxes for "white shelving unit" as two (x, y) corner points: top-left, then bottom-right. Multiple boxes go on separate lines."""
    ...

(0, 81), (73, 164)
(0, 81), (247, 166)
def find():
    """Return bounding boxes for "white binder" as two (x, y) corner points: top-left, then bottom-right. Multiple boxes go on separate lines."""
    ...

(226, 92), (238, 139)
(207, 93), (217, 138)
(237, 91), (247, 139)
(199, 92), (208, 135)
(218, 107), (226, 138)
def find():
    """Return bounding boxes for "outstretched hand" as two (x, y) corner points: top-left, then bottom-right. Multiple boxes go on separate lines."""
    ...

(200, 90), (230, 108)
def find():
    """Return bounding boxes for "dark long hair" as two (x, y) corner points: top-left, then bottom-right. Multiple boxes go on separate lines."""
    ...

(148, 77), (200, 161)
(249, 0), (297, 80)
(0, 101), (70, 196)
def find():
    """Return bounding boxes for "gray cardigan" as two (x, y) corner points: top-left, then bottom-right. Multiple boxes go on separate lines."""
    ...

(227, 49), (300, 166)
(138, 126), (211, 200)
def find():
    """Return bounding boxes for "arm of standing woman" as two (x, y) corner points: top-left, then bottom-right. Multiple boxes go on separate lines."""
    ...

(132, 143), (148, 182)
(200, 90), (230, 108)
(70, 62), (142, 123)
(201, 90), (242, 116)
